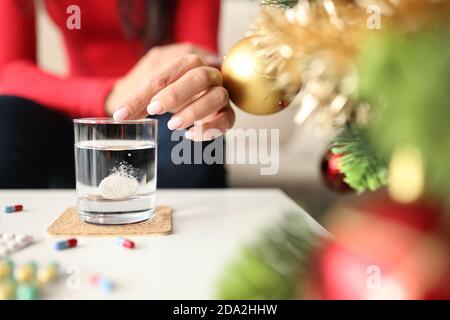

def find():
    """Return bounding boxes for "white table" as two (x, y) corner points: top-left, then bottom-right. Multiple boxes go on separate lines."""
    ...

(0, 189), (327, 299)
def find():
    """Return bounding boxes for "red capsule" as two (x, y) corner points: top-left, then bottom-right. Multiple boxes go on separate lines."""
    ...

(123, 240), (135, 249)
(89, 274), (100, 286)
(4, 204), (23, 213)
(89, 273), (115, 292)
(54, 238), (77, 250)
(67, 238), (77, 247)
(116, 237), (135, 249)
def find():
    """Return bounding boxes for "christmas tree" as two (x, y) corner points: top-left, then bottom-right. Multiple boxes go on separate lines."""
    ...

(217, 0), (450, 300)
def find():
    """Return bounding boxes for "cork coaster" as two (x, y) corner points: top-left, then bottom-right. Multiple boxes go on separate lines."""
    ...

(47, 206), (172, 237)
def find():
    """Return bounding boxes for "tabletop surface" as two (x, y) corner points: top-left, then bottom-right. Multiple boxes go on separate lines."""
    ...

(0, 189), (327, 299)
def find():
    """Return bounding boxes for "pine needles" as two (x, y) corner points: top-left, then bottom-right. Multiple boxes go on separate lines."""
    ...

(331, 128), (388, 193)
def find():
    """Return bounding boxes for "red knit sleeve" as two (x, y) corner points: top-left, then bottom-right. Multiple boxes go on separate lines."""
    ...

(0, 0), (115, 118)
(173, 0), (221, 53)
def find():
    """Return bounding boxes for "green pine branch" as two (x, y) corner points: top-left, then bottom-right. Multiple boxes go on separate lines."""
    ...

(216, 211), (322, 299)
(331, 127), (388, 193)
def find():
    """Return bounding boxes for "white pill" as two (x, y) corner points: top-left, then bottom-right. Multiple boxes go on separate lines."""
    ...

(1, 233), (14, 241)
(6, 240), (20, 251)
(16, 234), (33, 244)
(0, 245), (10, 257)
(99, 173), (139, 200)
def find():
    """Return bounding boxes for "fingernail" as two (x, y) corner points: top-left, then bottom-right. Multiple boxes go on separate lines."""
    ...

(167, 117), (183, 130)
(147, 100), (163, 115)
(113, 106), (130, 121)
(184, 131), (193, 140)
(204, 55), (222, 67)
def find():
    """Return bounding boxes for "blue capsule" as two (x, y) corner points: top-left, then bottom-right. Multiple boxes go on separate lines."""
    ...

(53, 238), (77, 251)
(90, 274), (115, 293)
(99, 277), (115, 293)
(4, 206), (14, 214)
(115, 237), (135, 249)
(3, 205), (23, 214)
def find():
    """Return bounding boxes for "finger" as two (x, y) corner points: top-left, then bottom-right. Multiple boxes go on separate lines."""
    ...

(167, 86), (229, 130)
(184, 107), (235, 141)
(113, 54), (204, 120)
(202, 55), (222, 68)
(148, 66), (223, 116)
(135, 90), (205, 120)
(150, 43), (221, 68)
(175, 43), (221, 66)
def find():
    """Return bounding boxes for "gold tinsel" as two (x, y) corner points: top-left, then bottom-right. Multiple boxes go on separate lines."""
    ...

(248, 0), (450, 126)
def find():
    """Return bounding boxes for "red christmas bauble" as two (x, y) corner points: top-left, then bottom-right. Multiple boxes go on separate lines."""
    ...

(320, 150), (353, 192)
(309, 192), (450, 300)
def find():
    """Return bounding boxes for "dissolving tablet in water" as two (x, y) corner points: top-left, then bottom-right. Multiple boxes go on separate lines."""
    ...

(98, 162), (139, 200)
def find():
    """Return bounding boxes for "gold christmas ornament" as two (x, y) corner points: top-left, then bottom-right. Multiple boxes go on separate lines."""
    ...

(246, 0), (450, 126)
(221, 37), (296, 115)
(248, 2), (366, 125)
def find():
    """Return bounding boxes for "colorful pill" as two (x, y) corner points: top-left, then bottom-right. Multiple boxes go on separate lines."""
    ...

(90, 274), (115, 293)
(13, 264), (34, 282)
(99, 278), (115, 292)
(6, 239), (20, 251)
(53, 238), (77, 250)
(6, 259), (14, 269)
(15, 233), (34, 244)
(0, 260), (14, 280)
(28, 262), (38, 278)
(0, 280), (16, 300)
(16, 283), (39, 300)
(0, 245), (10, 258)
(37, 263), (59, 284)
(3, 205), (23, 213)
(115, 237), (135, 249)
(1, 233), (14, 241)
(50, 261), (60, 273)
(89, 274), (100, 286)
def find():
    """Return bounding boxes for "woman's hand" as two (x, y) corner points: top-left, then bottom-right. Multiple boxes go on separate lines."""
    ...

(106, 43), (235, 141)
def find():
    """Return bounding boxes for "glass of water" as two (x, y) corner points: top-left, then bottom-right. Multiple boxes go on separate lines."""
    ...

(74, 118), (157, 225)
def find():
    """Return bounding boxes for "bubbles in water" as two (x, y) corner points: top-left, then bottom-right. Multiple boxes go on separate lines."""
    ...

(98, 161), (139, 200)
(110, 161), (137, 177)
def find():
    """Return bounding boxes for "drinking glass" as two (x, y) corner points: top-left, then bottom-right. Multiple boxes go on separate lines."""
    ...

(74, 118), (157, 224)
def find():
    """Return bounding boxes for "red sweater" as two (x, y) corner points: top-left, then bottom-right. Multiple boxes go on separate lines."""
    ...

(0, 0), (220, 118)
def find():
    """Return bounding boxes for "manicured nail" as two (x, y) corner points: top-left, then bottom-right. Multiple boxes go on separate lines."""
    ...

(113, 106), (129, 121)
(147, 100), (163, 115)
(167, 117), (183, 130)
(184, 131), (193, 140)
